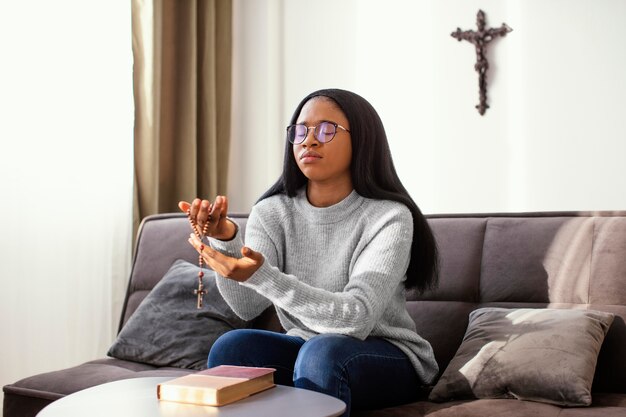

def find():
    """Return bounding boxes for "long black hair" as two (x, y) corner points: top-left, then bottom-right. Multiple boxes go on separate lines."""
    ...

(258, 88), (438, 293)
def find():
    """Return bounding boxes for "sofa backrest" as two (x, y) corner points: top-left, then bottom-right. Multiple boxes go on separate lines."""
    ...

(119, 213), (249, 329)
(410, 212), (626, 393)
(122, 211), (626, 392)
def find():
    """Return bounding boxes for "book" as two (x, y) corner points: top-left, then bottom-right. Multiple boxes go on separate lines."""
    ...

(157, 365), (276, 407)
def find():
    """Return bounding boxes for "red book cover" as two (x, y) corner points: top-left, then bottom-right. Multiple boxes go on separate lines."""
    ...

(197, 365), (275, 379)
(157, 365), (276, 406)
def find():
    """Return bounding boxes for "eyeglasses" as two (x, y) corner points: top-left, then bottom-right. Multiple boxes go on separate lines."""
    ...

(286, 121), (350, 145)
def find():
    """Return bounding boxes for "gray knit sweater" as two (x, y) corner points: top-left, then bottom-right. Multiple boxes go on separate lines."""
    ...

(209, 188), (439, 383)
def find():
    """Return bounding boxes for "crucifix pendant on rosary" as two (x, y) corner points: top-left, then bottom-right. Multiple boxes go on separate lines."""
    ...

(194, 280), (207, 309)
(187, 208), (211, 309)
(451, 10), (512, 115)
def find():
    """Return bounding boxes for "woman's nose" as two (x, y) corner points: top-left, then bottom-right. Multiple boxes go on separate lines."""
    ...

(301, 128), (319, 147)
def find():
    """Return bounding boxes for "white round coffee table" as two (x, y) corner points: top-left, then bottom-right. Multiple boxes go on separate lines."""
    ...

(36, 377), (346, 417)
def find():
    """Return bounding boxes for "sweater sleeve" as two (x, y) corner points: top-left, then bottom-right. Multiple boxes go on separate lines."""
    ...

(208, 214), (272, 321)
(241, 206), (413, 340)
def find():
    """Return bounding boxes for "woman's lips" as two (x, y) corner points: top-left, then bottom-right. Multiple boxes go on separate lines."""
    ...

(299, 151), (322, 164)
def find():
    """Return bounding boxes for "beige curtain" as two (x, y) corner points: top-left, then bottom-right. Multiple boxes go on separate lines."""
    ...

(132, 0), (232, 236)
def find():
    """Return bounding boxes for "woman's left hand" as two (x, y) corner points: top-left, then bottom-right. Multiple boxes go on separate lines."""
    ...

(188, 234), (264, 282)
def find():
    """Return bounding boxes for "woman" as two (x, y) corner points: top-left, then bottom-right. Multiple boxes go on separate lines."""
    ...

(179, 88), (439, 415)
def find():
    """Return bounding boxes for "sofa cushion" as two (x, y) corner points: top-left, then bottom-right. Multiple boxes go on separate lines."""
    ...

(429, 307), (614, 406)
(2, 358), (192, 417)
(409, 218), (486, 302)
(108, 259), (250, 370)
(353, 393), (626, 417)
(479, 217), (594, 304)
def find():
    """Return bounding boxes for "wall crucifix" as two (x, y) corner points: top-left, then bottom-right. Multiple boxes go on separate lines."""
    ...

(452, 10), (512, 115)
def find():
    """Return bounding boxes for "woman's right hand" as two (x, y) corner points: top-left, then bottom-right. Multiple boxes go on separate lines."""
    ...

(178, 196), (237, 241)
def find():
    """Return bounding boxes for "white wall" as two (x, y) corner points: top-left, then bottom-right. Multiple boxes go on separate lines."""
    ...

(229, 0), (626, 214)
(0, 1), (133, 413)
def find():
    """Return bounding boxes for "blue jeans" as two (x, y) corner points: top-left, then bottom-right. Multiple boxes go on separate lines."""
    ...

(208, 329), (425, 417)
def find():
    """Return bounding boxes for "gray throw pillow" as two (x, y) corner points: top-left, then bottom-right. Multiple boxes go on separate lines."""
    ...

(108, 259), (250, 370)
(429, 307), (614, 406)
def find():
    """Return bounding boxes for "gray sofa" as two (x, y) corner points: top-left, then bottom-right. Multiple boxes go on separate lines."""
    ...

(4, 211), (626, 417)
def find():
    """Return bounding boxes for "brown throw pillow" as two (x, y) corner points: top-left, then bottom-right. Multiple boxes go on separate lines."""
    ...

(429, 307), (614, 406)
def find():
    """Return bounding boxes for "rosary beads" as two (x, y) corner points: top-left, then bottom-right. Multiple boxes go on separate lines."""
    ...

(187, 209), (211, 309)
